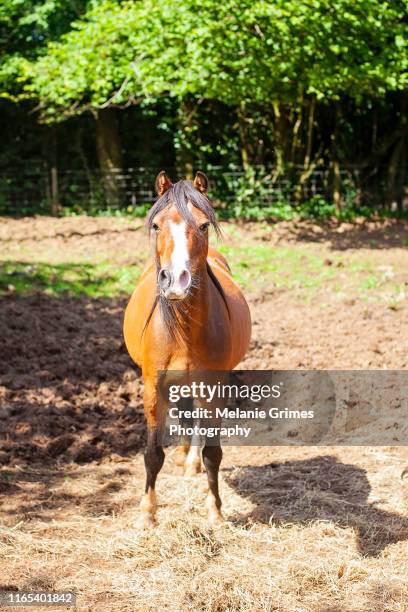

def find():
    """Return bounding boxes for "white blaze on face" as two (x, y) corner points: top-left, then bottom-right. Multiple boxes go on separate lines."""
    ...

(169, 220), (189, 292)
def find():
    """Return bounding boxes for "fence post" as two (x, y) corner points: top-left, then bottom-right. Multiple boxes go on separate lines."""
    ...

(332, 160), (342, 213)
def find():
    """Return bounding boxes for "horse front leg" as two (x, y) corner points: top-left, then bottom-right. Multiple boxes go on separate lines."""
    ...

(202, 435), (223, 525)
(202, 393), (225, 523)
(138, 381), (165, 528)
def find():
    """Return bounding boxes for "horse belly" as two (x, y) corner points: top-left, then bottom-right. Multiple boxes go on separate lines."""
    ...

(207, 254), (251, 369)
(123, 270), (157, 368)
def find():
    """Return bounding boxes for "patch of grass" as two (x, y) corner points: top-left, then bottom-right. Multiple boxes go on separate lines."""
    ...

(1, 216), (405, 302)
(360, 275), (380, 291)
(216, 242), (398, 301)
(0, 261), (141, 298)
(218, 244), (340, 292)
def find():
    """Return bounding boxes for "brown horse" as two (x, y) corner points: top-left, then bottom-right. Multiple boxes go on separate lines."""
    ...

(123, 171), (251, 526)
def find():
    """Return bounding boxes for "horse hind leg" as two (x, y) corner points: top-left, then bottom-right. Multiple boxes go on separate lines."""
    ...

(184, 416), (203, 476)
(173, 397), (202, 475)
(184, 436), (202, 476)
(173, 443), (190, 467)
(172, 397), (193, 468)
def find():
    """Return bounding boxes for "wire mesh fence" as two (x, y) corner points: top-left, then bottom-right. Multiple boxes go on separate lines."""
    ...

(0, 164), (404, 216)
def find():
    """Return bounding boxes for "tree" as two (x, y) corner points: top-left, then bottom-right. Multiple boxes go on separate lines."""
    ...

(0, 0), (92, 213)
(10, 0), (408, 209)
(132, 0), (407, 173)
(0, 0), (91, 99)
(22, 0), (144, 202)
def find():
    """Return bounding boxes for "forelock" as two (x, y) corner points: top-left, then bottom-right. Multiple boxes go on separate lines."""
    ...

(146, 179), (220, 237)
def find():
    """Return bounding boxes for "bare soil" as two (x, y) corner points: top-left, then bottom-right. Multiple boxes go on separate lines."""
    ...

(1, 216), (408, 611)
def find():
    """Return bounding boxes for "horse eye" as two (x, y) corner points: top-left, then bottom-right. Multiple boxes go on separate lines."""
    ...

(199, 223), (210, 232)
(152, 223), (160, 232)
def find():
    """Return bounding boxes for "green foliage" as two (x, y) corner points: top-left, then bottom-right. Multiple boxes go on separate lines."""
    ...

(22, 0), (408, 118)
(294, 196), (373, 222)
(212, 168), (294, 220)
(142, 0), (407, 103)
(210, 171), (383, 221)
(0, 0), (90, 97)
(0, 260), (141, 297)
(24, 0), (139, 115)
(1, 0), (407, 217)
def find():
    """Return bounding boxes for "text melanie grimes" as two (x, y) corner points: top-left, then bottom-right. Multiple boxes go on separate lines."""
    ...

(166, 381), (315, 420)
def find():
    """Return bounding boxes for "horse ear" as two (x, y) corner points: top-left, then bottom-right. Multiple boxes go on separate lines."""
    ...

(193, 171), (209, 195)
(155, 171), (173, 197)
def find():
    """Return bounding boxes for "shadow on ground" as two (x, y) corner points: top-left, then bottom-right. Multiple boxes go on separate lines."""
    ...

(0, 292), (145, 467)
(276, 219), (408, 251)
(226, 455), (408, 557)
(0, 462), (136, 523)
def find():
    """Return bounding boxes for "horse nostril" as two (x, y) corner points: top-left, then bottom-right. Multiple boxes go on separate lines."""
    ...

(179, 269), (191, 290)
(158, 268), (172, 291)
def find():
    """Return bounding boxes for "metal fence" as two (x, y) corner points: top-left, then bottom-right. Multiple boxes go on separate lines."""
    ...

(0, 164), (404, 216)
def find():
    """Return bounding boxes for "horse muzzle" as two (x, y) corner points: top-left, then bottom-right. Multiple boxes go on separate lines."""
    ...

(158, 267), (192, 300)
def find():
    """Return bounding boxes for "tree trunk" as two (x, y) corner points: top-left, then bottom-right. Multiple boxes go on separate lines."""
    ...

(75, 124), (93, 199)
(292, 96), (316, 202)
(95, 108), (123, 206)
(271, 102), (291, 178)
(304, 96), (315, 170)
(176, 99), (196, 179)
(237, 102), (251, 171)
(396, 141), (407, 213)
(49, 125), (60, 216)
(385, 138), (404, 212)
(330, 106), (342, 212)
(386, 92), (408, 212)
(290, 102), (303, 165)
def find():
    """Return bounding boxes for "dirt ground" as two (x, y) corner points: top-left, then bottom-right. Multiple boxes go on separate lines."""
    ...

(1, 215), (408, 611)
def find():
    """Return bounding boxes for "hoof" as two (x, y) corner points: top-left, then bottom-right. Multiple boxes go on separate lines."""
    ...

(184, 460), (202, 477)
(173, 447), (189, 467)
(206, 494), (224, 526)
(208, 510), (225, 527)
(137, 512), (157, 530)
